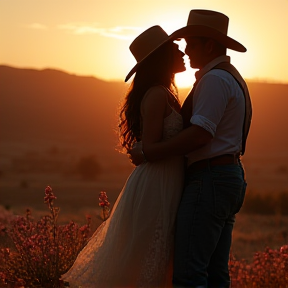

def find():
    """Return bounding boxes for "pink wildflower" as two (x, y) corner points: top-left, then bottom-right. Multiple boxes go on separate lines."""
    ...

(44, 185), (57, 208)
(99, 191), (110, 207)
(98, 191), (110, 220)
(0, 186), (92, 287)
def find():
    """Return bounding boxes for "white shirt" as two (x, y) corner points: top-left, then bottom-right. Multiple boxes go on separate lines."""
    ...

(186, 55), (245, 166)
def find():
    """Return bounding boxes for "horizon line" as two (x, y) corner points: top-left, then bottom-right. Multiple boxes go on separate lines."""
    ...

(1, 63), (287, 88)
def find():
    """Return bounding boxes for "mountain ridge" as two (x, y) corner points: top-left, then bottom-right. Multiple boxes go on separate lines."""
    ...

(1, 65), (288, 194)
(1, 65), (288, 164)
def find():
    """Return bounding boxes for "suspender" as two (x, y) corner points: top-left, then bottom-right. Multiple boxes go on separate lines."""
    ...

(180, 62), (252, 155)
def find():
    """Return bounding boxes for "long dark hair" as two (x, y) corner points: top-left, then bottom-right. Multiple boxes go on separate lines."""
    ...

(119, 42), (179, 152)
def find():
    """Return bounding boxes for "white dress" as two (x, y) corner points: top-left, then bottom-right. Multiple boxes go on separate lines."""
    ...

(62, 107), (184, 288)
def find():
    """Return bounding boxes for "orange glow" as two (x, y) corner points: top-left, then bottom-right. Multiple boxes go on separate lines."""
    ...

(175, 66), (196, 89)
(0, 0), (287, 85)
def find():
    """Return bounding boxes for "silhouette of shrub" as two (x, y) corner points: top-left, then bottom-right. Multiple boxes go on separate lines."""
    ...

(229, 245), (288, 287)
(242, 191), (288, 215)
(242, 193), (276, 215)
(0, 186), (91, 288)
(277, 191), (288, 215)
(275, 165), (288, 174)
(20, 180), (29, 189)
(76, 155), (101, 180)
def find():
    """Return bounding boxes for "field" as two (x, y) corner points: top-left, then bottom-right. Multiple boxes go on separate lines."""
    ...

(1, 162), (288, 262)
(1, 67), (288, 285)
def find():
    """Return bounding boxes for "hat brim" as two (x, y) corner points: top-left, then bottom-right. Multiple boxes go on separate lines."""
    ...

(170, 25), (246, 52)
(125, 37), (173, 82)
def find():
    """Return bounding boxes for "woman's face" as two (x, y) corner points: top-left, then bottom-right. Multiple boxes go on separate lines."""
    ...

(172, 43), (186, 74)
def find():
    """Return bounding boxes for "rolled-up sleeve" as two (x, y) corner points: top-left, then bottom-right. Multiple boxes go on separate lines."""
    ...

(190, 73), (230, 137)
(191, 114), (217, 136)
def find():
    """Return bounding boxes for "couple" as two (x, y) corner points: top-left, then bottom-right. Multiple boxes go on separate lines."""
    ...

(62, 9), (252, 288)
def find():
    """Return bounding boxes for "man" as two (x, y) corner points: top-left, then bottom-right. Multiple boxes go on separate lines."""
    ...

(130, 9), (252, 288)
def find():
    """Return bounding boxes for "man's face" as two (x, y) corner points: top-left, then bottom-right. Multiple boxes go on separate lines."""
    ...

(184, 37), (207, 69)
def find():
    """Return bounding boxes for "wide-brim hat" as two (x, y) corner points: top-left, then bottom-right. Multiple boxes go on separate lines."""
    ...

(125, 25), (173, 82)
(170, 9), (246, 52)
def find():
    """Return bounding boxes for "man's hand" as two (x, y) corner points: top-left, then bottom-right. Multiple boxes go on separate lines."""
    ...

(128, 141), (145, 166)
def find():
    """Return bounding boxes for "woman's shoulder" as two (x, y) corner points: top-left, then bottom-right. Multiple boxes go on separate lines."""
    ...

(140, 85), (169, 116)
(143, 85), (169, 103)
(146, 85), (169, 96)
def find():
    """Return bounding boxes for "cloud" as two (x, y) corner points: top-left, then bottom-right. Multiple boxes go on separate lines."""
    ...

(58, 23), (142, 40)
(27, 23), (48, 30)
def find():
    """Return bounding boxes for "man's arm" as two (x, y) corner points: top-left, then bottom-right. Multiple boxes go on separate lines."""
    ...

(142, 74), (231, 162)
(142, 124), (212, 162)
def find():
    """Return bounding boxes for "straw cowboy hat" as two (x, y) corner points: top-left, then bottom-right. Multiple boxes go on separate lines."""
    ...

(171, 9), (246, 52)
(125, 25), (173, 82)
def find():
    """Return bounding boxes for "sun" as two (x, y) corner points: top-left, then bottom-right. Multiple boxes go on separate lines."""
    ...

(173, 39), (196, 89)
(175, 65), (196, 89)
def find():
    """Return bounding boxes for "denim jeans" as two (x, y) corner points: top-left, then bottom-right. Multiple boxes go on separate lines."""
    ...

(172, 162), (247, 288)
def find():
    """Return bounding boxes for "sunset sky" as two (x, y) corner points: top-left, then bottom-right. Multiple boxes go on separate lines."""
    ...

(1, 0), (288, 88)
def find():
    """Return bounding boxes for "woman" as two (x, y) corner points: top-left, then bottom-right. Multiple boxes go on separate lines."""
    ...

(62, 25), (185, 288)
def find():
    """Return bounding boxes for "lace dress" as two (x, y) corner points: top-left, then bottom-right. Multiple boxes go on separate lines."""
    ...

(62, 108), (184, 288)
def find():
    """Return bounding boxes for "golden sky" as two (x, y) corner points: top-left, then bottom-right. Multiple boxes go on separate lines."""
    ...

(1, 0), (288, 88)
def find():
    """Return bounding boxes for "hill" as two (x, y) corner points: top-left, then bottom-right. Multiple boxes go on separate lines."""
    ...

(0, 65), (125, 154)
(0, 65), (288, 212)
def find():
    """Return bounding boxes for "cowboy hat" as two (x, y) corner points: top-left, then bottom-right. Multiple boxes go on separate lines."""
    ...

(171, 9), (246, 52)
(125, 25), (173, 82)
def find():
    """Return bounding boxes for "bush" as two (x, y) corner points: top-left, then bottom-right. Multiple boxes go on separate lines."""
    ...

(229, 245), (288, 287)
(242, 191), (288, 215)
(76, 155), (101, 180)
(0, 186), (91, 288)
(242, 193), (276, 215)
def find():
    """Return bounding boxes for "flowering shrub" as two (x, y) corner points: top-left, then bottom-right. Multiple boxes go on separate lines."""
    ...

(0, 186), (91, 288)
(1, 186), (287, 287)
(0, 207), (16, 234)
(0, 207), (17, 250)
(98, 191), (110, 221)
(229, 245), (288, 287)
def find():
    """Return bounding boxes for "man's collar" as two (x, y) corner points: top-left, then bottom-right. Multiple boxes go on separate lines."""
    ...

(195, 55), (230, 80)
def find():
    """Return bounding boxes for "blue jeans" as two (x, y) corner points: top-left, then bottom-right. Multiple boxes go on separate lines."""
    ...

(172, 162), (246, 288)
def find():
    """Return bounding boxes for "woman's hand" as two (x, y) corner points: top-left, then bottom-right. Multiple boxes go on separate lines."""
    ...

(128, 141), (145, 166)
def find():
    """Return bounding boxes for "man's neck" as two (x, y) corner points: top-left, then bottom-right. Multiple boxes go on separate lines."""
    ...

(196, 55), (230, 80)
